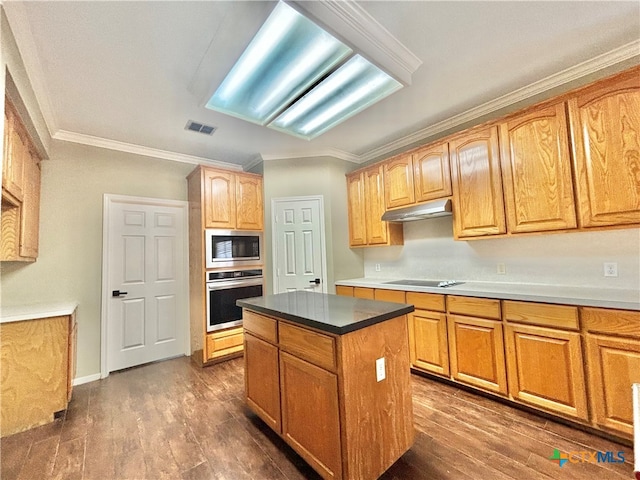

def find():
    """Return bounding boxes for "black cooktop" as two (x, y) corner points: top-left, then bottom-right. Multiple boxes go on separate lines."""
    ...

(383, 279), (464, 288)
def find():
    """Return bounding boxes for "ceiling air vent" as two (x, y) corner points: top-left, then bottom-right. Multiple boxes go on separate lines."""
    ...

(185, 120), (216, 135)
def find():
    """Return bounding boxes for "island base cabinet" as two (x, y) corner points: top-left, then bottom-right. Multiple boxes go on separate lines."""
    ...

(280, 352), (342, 480)
(244, 333), (281, 433)
(504, 323), (588, 420)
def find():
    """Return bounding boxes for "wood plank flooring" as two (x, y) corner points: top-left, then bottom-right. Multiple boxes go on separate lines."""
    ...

(1, 356), (634, 479)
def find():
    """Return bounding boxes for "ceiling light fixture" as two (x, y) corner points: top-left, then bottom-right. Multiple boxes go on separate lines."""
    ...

(205, 1), (404, 140)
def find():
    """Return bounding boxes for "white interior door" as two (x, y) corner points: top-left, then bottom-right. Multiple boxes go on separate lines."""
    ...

(102, 195), (188, 375)
(272, 196), (327, 293)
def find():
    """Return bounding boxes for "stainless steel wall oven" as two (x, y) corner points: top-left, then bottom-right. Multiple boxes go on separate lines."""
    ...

(206, 269), (263, 332)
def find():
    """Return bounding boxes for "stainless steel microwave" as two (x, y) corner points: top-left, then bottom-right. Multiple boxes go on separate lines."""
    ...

(205, 229), (263, 269)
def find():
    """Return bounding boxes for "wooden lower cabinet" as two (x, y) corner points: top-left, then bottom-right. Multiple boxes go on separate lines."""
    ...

(206, 327), (243, 361)
(447, 314), (507, 395)
(280, 352), (342, 479)
(244, 333), (281, 432)
(409, 309), (449, 376)
(1, 312), (77, 437)
(583, 306), (640, 438)
(504, 323), (588, 420)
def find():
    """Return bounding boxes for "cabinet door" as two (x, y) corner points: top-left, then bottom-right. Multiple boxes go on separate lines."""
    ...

(499, 103), (577, 233)
(504, 323), (587, 420)
(409, 310), (449, 376)
(586, 334), (640, 437)
(568, 67), (640, 227)
(450, 126), (506, 238)
(363, 165), (388, 245)
(280, 351), (342, 480)
(236, 173), (263, 230)
(346, 172), (366, 247)
(203, 169), (236, 229)
(2, 101), (24, 202)
(244, 333), (281, 432)
(447, 314), (507, 395)
(19, 149), (40, 259)
(383, 154), (415, 209)
(413, 142), (452, 202)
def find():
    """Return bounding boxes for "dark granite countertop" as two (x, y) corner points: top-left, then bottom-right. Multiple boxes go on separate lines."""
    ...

(237, 291), (414, 335)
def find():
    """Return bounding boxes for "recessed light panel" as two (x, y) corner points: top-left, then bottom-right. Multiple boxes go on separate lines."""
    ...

(206, 2), (352, 126)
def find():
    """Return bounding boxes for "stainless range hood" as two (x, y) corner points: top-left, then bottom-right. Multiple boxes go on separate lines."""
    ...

(381, 198), (452, 222)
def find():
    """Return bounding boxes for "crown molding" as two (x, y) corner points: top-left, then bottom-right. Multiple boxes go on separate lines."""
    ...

(261, 147), (361, 164)
(53, 130), (242, 170)
(3, 1), (58, 138)
(359, 40), (640, 163)
(290, 0), (422, 85)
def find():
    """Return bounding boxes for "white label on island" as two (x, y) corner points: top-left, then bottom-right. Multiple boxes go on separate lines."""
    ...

(376, 357), (386, 382)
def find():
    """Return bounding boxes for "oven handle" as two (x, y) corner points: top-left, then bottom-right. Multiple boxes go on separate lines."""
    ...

(206, 278), (264, 290)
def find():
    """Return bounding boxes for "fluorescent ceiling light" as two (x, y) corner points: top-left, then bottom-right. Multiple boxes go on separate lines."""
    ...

(206, 1), (405, 140)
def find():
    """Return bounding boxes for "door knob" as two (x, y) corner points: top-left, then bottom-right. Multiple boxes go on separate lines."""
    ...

(309, 278), (321, 285)
(112, 290), (128, 297)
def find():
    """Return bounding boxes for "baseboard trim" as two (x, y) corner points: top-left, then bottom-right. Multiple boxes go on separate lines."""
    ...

(73, 373), (101, 386)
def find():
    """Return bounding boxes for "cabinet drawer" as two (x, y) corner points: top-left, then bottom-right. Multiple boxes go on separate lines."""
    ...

(353, 287), (375, 299)
(279, 322), (336, 371)
(447, 296), (501, 320)
(504, 301), (579, 330)
(374, 289), (405, 303)
(243, 310), (278, 343)
(335, 285), (354, 297)
(582, 307), (640, 339)
(207, 329), (244, 360)
(406, 292), (445, 312)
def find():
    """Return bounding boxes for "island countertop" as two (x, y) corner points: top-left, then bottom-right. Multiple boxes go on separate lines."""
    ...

(237, 290), (414, 335)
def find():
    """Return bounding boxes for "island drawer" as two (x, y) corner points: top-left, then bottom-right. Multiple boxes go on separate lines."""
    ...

(504, 301), (579, 330)
(447, 295), (501, 320)
(243, 310), (278, 343)
(279, 322), (336, 371)
(582, 307), (640, 338)
(406, 292), (445, 312)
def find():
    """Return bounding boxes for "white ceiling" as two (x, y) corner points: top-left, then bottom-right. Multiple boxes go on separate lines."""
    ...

(4, 1), (640, 170)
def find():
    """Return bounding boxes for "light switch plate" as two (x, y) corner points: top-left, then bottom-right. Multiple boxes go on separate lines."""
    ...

(376, 357), (386, 382)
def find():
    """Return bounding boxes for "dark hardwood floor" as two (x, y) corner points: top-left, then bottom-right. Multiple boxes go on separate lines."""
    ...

(1, 356), (634, 479)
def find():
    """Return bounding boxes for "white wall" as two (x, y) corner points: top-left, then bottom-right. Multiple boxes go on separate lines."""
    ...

(0, 141), (195, 378)
(363, 216), (640, 290)
(262, 157), (364, 294)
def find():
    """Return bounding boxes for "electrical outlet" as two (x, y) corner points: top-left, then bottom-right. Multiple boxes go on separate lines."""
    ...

(375, 263), (381, 272)
(604, 262), (618, 277)
(496, 263), (506, 275)
(376, 357), (386, 382)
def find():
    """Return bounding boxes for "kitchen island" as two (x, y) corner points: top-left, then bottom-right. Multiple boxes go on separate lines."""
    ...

(237, 291), (415, 480)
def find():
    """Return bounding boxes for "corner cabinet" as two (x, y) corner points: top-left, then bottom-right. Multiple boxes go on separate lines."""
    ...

(499, 102), (577, 233)
(346, 166), (403, 247)
(449, 126), (506, 239)
(568, 67), (640, 228)
(1, 98), (42, 262)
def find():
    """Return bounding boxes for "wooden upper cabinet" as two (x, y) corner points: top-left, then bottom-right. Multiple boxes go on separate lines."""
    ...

(2, 100), (25, 202)
(346, 166), (402, 247)
(499, 102), (577, 233)
(203, 169), (236, 229)
(383, 154), (415, 209)
(346, 171), (367, 247)
(202, 168), (263, 230)
(236, 172), (264, 230)
(364, 166), (388, 245)
(449, 126), (506, 238)
(19, 149), (41, 259)
(567, 67), (640, 228)
(412, 142), (452, 202)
